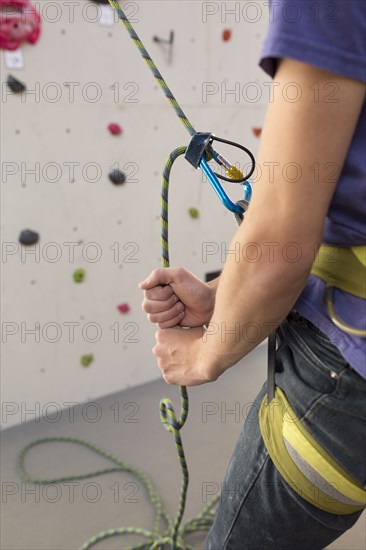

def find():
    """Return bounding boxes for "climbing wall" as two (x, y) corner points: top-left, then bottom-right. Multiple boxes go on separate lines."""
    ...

(1, 0), (270, 428)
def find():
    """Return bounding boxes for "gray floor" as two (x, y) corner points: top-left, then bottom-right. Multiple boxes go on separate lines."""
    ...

(1, 345), (365, 550)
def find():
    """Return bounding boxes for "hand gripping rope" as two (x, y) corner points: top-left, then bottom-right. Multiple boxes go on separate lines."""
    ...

(16, 2), (256, 548)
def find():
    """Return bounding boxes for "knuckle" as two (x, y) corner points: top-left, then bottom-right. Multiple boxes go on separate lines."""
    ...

(162, 372), (173, 384)
(145, 289), (155, 300)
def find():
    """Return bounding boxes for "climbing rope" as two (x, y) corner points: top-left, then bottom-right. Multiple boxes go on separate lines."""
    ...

(17, 146), (220, 550)
(107, 0), (196, 137)
(16, 2), (252, 547)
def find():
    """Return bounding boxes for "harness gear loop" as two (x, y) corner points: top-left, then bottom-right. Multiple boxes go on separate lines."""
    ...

(311, 244), (366, 337)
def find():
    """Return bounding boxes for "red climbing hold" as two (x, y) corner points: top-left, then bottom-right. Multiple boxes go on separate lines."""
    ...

(222, 29), (232, 42)
(117, 303), (130, 314)
(0, 0), (41, 51)
(108, 123), (123, 136)
(252, 127), (262, 138)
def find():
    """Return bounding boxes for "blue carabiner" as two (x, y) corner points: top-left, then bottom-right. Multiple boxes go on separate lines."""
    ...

(184, 131), (254, 216)
(200, 156), (252, 214)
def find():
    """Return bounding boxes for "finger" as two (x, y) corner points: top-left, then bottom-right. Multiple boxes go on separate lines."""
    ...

(144, 285), (175, 302)
(142, 293), (179, 315)
(157, 310), (185, 329)
(147, 301), (183, 323)
(147, 302), (184, 325)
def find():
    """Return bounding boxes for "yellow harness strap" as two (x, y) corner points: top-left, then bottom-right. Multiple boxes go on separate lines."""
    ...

(259, 388), (366, 515)
(310, 245), (366, 337)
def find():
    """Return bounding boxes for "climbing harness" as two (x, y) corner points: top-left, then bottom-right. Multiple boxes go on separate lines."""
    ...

(263, 243), (366, 516)
(260, 386), (366, 514)
(311, 244), (366, 337)
(17, 2), (255, 549)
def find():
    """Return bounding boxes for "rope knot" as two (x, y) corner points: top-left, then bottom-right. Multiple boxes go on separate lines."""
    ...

(159, 398), (183, 432)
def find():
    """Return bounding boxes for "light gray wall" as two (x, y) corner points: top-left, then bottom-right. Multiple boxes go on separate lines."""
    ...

(1, 0), (270, 428)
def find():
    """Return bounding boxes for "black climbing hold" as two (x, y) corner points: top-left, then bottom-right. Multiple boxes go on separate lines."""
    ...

(19, 229), (39, 245)
(7, 74), (26, 94)
(109, 170), (126, 185)
(90, 0), (109, 3)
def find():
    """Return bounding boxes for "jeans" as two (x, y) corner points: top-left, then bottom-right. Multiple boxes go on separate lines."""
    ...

(204, 312), (366, 550)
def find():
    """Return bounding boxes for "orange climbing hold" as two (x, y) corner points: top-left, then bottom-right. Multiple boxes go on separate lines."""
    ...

(252, 127), (262, 137)
(222, 29), (232, 42)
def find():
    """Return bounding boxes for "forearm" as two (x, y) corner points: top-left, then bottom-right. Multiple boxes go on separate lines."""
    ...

(207, 276), (221, 291)
(202, 224), (312, 378)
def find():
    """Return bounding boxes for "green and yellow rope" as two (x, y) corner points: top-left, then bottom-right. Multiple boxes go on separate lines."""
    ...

(108, 0), (196, 137)
(17, 147), (220, 548)
(17, 5), (221, 548)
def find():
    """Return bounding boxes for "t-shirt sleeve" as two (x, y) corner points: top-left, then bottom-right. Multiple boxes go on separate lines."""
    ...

(259, 0), (366, 82)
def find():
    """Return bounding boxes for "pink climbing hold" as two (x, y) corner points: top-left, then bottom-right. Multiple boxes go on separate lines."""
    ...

(252, 127), (262, 138)
(222, 29), (232, 42)
(0, 0), (41, 51)
(108, 123), (123, 136)
(117, 303), (130, 314)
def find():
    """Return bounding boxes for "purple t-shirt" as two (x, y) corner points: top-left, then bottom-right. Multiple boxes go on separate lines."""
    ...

(259, 0), (366, 378)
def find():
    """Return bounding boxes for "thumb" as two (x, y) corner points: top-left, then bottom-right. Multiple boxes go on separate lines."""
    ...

(139, 268), (173, 290)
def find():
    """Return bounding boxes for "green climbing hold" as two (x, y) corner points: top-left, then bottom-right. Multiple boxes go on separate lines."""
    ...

(81, 354), (94, 367)
(188, 207), (199, 219)
(73, 268), (85, 283)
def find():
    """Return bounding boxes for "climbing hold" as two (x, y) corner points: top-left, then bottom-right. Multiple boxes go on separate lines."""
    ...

(108, 123), (123, 136)
(7, 74), (26, 93)
(0, 0), (41, 51)
(188, 207), (199, 219)
(90, 0), (109, 3)
(19, 229), (39, 245)
(109, 170), (126, 185)
(252, 127), (262, 138)
(73, 268), (85, 283)
(222, 29), (232, 42)
(81, 354), (94, 367)
(117, 303), (130, 314)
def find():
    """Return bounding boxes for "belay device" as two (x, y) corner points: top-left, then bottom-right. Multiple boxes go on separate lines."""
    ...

(184, 132), (254, 220)
(16, 2), (256, 549)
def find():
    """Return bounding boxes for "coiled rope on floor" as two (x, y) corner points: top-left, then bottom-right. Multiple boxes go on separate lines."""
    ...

(17, 3), (221, 548)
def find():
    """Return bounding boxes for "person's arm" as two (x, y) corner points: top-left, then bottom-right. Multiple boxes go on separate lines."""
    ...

(153, 58), (365, 386)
